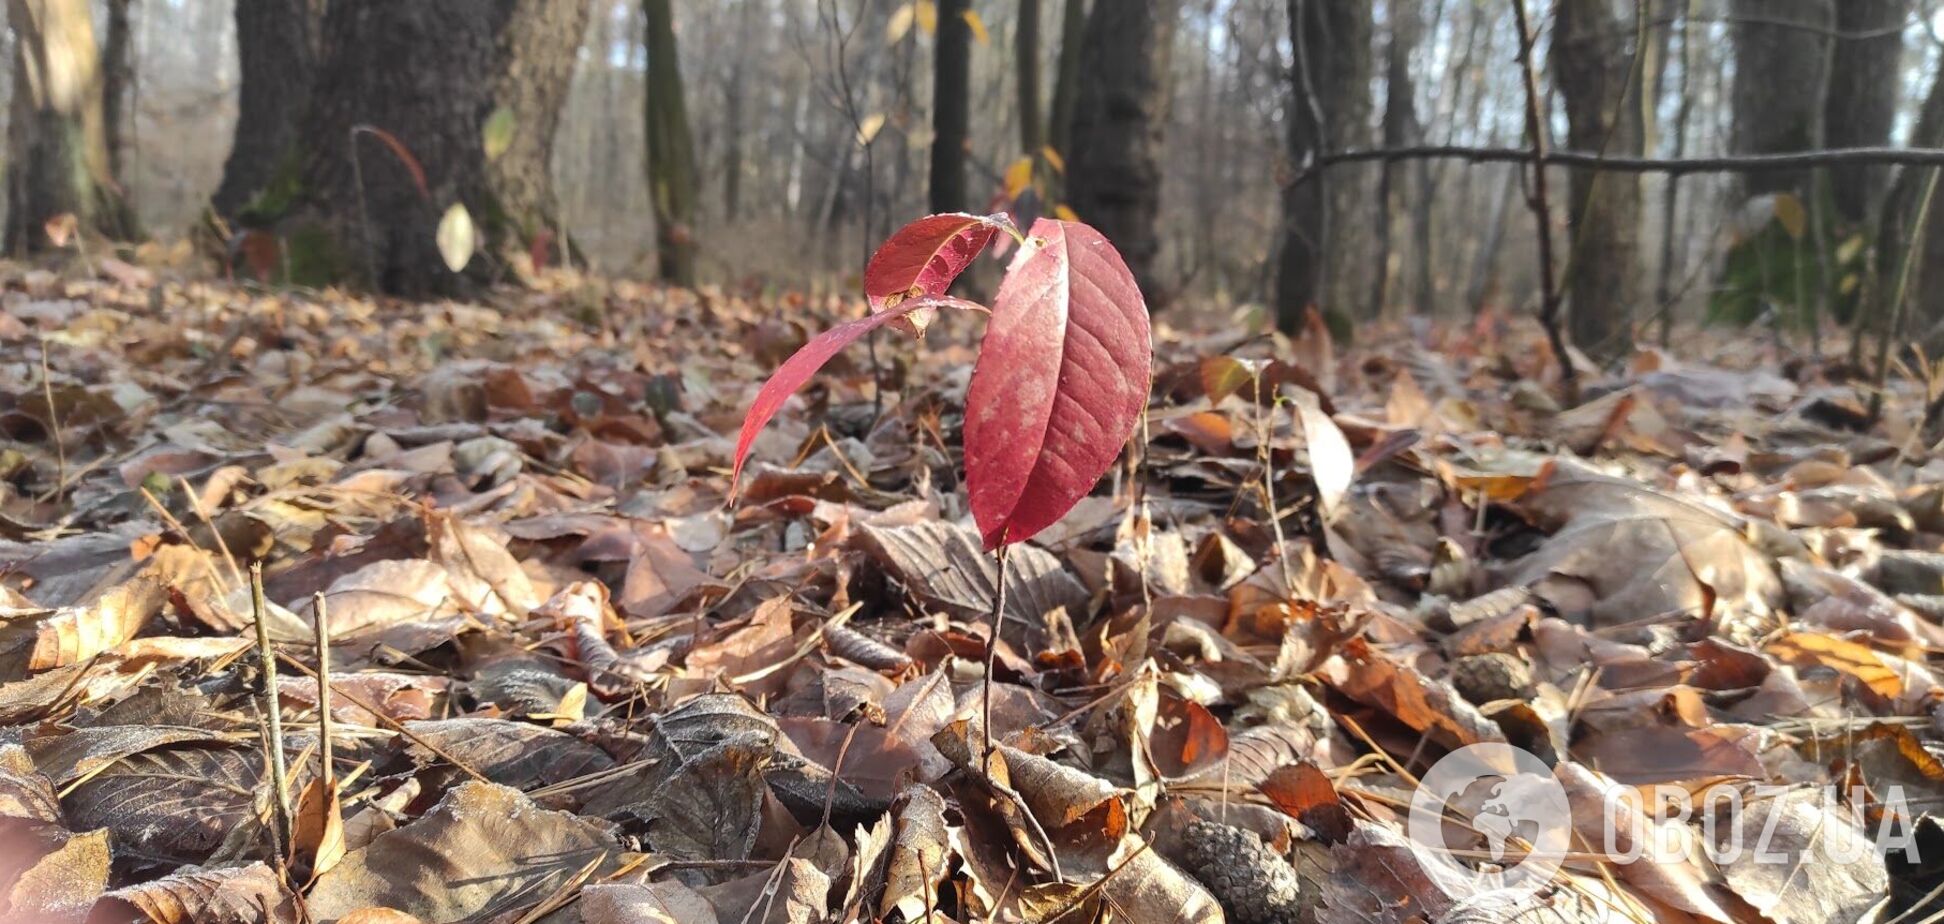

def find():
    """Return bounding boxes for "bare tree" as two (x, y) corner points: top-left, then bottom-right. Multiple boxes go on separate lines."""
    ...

(1273, 0), (1373, 332)
(290, 0), (590, 294)
(212, 0), (320, 220)
(1729, 0), (1831, 199)
(1067, 0), (1179, 299)
(1017, 0), (1042, 156)
(5, 0), (137, 251)
(930, 0), (972, 213)
(1822, 0), (1905, 224)
(1368, 0), (1422, 317)
(644, 0), (697, 283)
(1554, 0), (1645, 360)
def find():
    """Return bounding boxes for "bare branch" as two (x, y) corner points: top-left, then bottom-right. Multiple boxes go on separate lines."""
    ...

(1295, 144), (1944, 186)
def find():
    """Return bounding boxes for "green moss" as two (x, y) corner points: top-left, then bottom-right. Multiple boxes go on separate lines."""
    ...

(238, 148), (307, 225)
(284, 222), (347, 288)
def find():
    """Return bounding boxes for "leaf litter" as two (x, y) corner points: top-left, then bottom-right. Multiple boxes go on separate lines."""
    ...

(0, 267), (1940, 922)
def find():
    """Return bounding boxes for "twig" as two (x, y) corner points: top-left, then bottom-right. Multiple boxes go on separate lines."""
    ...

(1296, 143), (1944, 184)
(1869, 166), (1942, 422)
(180, 475), (244, 588)
(1510, 0), (1574, 393)
(250, 563), (294, 857)
(312, 592), (334, 787)
(37, 339), (65, 502)
(982, 544), (1012, 761)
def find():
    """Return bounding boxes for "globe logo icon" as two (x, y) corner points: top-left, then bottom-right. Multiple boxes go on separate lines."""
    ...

(1406, 743), (1572, 902)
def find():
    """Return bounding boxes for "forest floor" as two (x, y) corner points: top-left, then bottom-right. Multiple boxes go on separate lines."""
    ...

(0, 262), (1938, 923)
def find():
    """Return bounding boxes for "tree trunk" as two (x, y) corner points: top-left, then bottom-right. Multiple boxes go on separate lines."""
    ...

(1047, 0), (1085, 190)
(292, 0), (589, 295)
(5, 0), (136, 252)
(1368, 0), (1421, 318)
(643, 0), (696, 285)
(1066, 0), (1178, 300)
(1273, 0), (1374, 333)
(100, 0), (132, 182)
(1554, 0), (1643, 361)
(1822, 0), (1904, 224)
(1017, 0), (1042, 156)
(930, 0), (971, 214)
(212, 0), (319, 220)
(722, 0), (759, 223)
(1728, 0), (1831, 199)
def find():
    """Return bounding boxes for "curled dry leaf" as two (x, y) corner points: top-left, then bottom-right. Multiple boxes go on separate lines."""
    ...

(90, 861), (297, 924)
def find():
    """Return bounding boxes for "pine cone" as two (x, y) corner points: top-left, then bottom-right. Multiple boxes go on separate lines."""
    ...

(1176, 819), (1305, 924)
(1450, 652), (1534, 704)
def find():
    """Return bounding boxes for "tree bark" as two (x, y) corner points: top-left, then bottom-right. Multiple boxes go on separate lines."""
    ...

(292, 0), (589, 295)
(100, 0), (132, 182)
(1017, 0), (1042, 156)
(1553, 0), (1644, 361)
(930, 0), (972, 214)
(1728, 0), (1831, 199)
(643, 0), (696, 284)
(1273, 0), (1374, 333)
(1893, 62), (1944, 327)
(212, 0), (319, 220)
(1067, 0), (1178, 300)
(1822, 0), (1904, 224)
(1368, 0), (1421, 317)
(1047, 0), (1085, 191)
(5, 0), (136, 251)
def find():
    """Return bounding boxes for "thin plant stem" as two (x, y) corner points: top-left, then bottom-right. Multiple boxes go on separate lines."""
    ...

(1509, 0), (1575, 394)
(312, 591), (334, 788)
(1870, 166), (1943, 422)
(250, 563), (293, 857)
(981, 544), (1012, 761)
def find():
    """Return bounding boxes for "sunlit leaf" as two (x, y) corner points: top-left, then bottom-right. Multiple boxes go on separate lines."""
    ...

(1040, 144), (1066, 174)
(1054, 203), (1079, 222)
(965, 219), (1152, 548)
(914, 0), (937, 35)
(481, 106), (516, 162)
(1772, 192), (1806, 240)
(1003, 156), (1033, 201)
(962, 9), (989, 44)
(856, 112), (886, 147)
(436, 203), (476, 273)
(885, 2), (914, 43)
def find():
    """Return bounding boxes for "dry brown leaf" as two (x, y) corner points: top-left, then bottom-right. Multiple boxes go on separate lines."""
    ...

(5, 827), (108, 923)
(0, 576), (164, 677)
(398, 718), (615, 790)
(879, 783), (950, 920)
(308, 781), (627, 923)
(1500, 462), (1782, 626)
(1765, 631), (1905, 699)
(856, 519), (1086, 624)
(91, 861), (297, 924)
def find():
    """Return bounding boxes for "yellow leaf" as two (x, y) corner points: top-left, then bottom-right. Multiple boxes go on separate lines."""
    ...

(1200, 357), (1254, 405)
(856, 112), (886, 147)
(1054, 204), (1079, 222)
(1767, 631), (1903, 699)
(962, 9), (989, 44)
(885, 3), (914, 43)
(1772, 193), (1807, 240)
(1003, 156), (1033, 200)
(1040, 145), (1065, 174)
(436, 203), (476, 273)
(1836, 233), (1865, 265)
(915, 0), (937, 35)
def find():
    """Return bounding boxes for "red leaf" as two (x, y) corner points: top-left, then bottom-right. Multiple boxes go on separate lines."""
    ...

(731, 298), (983, 492)
(964, 219), (1151, 549)
(863, 213), (1009, 305)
